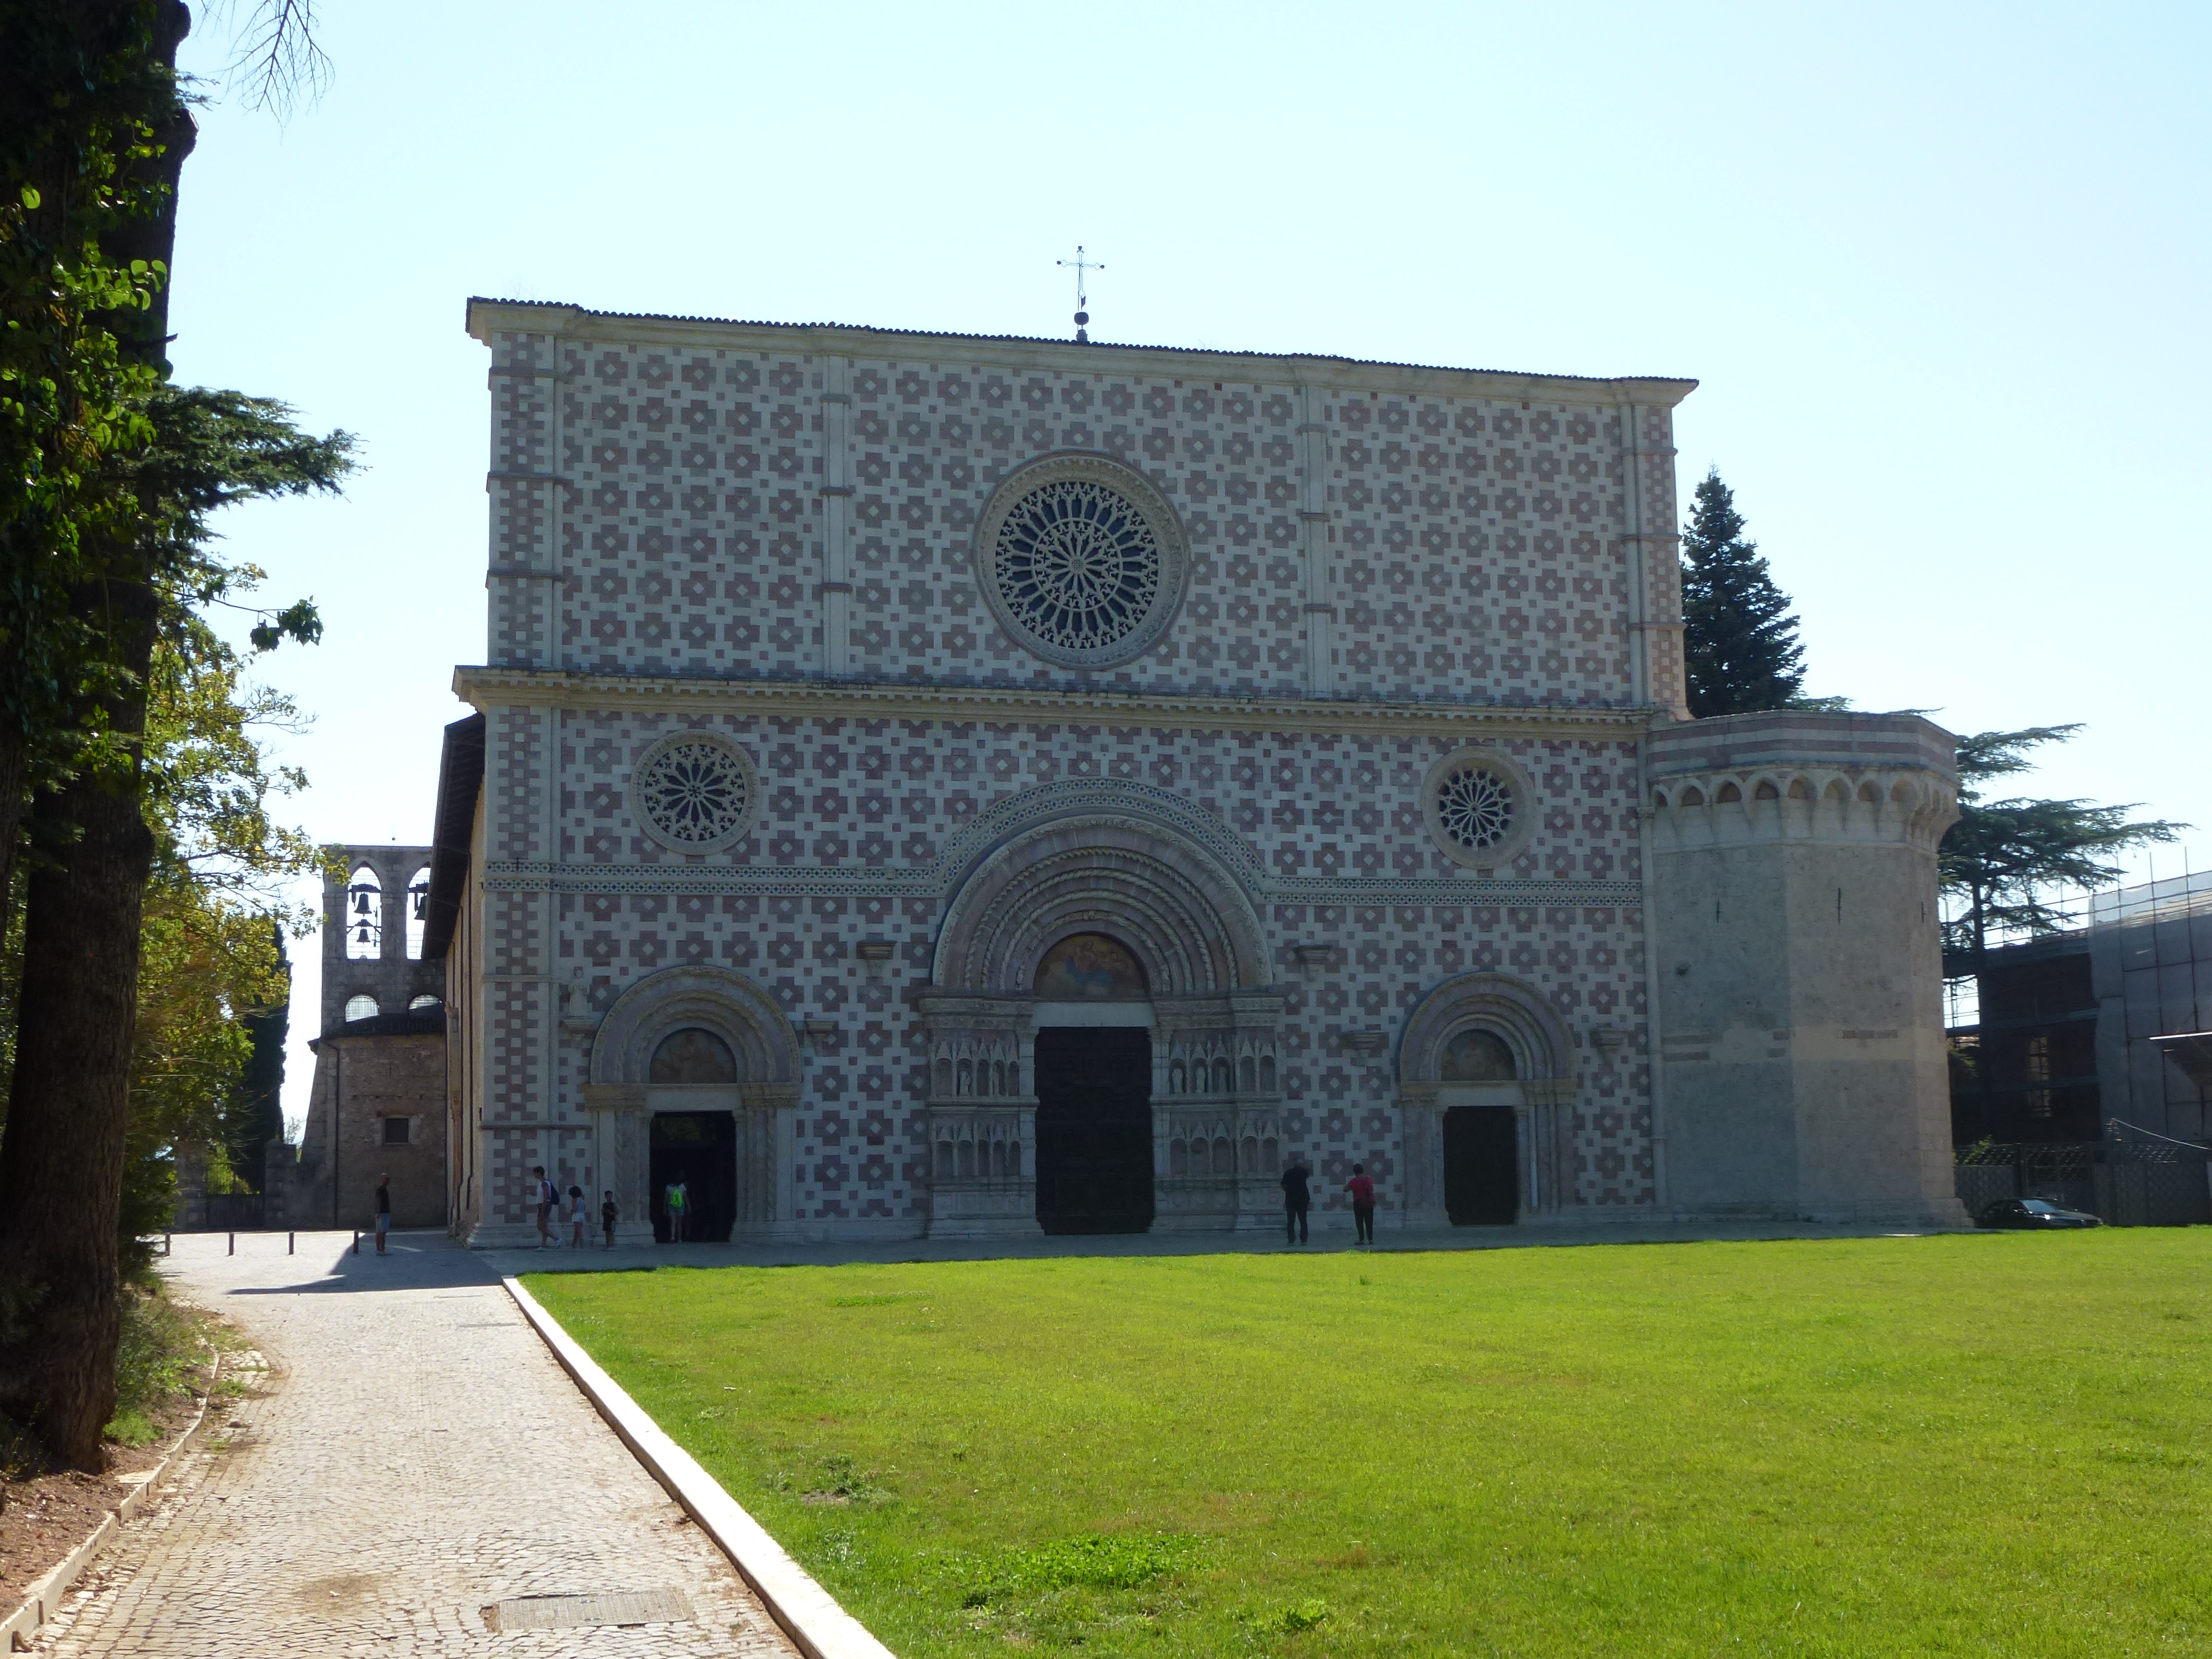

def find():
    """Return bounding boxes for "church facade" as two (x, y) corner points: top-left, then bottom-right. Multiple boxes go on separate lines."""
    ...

(426, 300), (1967, 1246)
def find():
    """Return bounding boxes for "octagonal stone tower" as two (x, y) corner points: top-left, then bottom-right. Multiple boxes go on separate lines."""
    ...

(1646, 712), (1968, 1226)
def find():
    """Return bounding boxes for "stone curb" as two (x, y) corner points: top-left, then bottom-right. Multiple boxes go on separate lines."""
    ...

(503, 1276), (897, 1659)
(1, 1347), (220, 1652)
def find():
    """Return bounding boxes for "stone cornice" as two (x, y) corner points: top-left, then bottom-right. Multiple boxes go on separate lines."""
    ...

(463, 299), (1697, 411)
(1647, 769), (1959, 855)
(451, 666), (1657, 743)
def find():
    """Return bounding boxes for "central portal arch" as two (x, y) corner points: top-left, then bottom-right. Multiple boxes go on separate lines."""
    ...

(921, 803), (1283, 1239)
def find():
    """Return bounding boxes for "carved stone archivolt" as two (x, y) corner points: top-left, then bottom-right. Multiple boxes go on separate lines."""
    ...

(588, 964), (798, 1092)
(931, 810), (1269, 996)
(1397, 971), (1577, 1225)
(582, 964), (798, 1237)
(921, 801), (1285, 1237)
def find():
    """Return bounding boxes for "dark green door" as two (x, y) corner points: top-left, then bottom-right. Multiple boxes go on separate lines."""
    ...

(1442, 1105), (1519, 1225)
(1033, 1027), (1155, 1234)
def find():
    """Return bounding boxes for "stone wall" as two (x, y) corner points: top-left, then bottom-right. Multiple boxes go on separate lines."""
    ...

(450, 305), (1723, 1243)
(469, 304), (1693, 715)
(1646, 711), (1966, 1225)
(294, 1030), (449, 1229)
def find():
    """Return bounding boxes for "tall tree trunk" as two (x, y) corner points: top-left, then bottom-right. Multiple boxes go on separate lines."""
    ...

(0, 717), (25, 945)
(1970, 879), (1992, 1142)
(0, 583), (158, 1462)
(0, 0), (191, 1470)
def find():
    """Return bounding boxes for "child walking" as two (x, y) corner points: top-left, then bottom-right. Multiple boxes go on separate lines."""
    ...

(568, 1185), (588, 1248)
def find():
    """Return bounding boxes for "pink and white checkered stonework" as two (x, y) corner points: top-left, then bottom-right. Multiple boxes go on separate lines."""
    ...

(430, 301), (1967, 1247)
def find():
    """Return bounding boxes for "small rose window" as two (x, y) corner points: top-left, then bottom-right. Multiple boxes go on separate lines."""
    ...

(629, 733), (759, 855)
(1422, 748), (1537, 870)
(1436, 765), (1514, 853)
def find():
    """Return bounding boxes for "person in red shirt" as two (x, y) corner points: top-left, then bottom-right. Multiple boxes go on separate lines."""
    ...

(1345, 1163), (1376, 1245)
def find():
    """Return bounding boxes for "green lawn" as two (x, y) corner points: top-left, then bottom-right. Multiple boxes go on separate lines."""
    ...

(526, 1231), (2211, 1657)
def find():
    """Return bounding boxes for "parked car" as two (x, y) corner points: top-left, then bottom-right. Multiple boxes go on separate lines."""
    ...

(1975, 1197), (2104, 1230)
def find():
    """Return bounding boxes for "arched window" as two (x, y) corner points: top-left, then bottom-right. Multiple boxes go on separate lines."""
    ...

(344, 866), (382, 960)
(1441, 1028), (1517, 1081)
(648, 1027), (738, 1084)
(408, 994), (441, 1012)
(343, 994), (380, 1024)
(403, 865), (432, 960)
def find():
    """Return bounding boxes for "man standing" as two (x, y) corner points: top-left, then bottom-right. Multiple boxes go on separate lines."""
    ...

(665, 1179), (689, 1244)
(601, 1189), (619, 1250)
(1345, 1162), (1376, 1245)
(531, 1164), (558, 1249)
(1281, 1155), (1312, 1245)
(373, 1175), (392, 1254)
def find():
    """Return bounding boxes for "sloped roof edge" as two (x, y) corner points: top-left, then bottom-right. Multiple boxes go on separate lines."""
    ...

(463, 297), (1697, 401)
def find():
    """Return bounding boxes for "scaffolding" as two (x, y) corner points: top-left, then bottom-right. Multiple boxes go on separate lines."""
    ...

(1942, 865), (2212, 1030)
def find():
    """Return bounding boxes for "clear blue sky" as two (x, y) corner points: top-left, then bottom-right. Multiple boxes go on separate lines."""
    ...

(164, 2), (2211, 1130)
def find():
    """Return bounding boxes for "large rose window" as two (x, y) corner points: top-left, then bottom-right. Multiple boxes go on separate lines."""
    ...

(976, 455), (1187, 667)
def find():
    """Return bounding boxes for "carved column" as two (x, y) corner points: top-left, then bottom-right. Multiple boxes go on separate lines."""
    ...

(736, 1083), (797, 1233)
(582, 1083), (653, 1245)
(916, 993), (1043, 1239)
(1398, 1083), (1445, 1228)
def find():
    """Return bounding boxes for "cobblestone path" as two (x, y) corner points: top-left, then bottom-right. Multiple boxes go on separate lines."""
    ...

(36, 1233), (799, 1657)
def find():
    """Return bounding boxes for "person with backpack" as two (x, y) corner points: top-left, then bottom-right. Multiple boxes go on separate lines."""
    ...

(1345, 1162), (1377, 1245)
(1281, 1155), (1312, 1245)
(532, 1165), (559, 1248)
(601, 1190), (619, 1249)
(665, 1179), (689, 1244)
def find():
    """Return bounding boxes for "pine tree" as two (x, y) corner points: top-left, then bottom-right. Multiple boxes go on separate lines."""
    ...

(1679, 467), (1807, 717)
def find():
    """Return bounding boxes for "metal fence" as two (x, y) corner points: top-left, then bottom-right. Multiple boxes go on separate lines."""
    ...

(1956, 1139), (2211, 1226)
